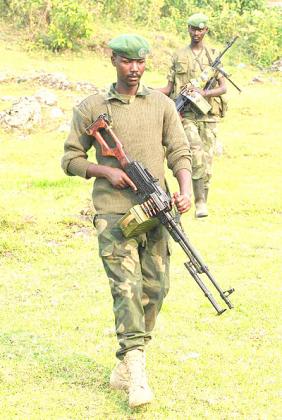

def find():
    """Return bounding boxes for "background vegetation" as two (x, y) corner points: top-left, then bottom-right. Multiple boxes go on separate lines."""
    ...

(0, 0), (281, 66)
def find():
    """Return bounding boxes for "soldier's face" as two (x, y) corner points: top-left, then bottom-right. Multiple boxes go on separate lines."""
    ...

(111, 54), (146, 87)
(188, 25), (208, 43)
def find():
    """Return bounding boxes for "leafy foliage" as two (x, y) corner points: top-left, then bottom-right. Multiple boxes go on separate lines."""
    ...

(1, 0), (48, 33)
(195, 0), (266, 14)
(41, 0), (93, 51)
(1, 0), (92, 50)
(0, 0), (281, 65)
(210, 8), (282, 66)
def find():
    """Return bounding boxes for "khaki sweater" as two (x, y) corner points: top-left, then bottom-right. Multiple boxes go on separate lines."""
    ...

(61, 84), (191, 214)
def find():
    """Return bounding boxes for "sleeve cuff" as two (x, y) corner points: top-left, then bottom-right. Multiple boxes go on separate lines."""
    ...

(66, 158), (93, 179)
(172, 159), (191, 177)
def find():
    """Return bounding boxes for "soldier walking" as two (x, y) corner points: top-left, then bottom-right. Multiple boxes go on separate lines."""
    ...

(159, 13), (227, 217)
(61, 34), (192, 408)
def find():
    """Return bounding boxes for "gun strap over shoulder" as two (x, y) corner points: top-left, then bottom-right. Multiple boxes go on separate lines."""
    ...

(204, 46), (214, 66)
(191, 48), (205, 72)
(103, 93), (114, 128)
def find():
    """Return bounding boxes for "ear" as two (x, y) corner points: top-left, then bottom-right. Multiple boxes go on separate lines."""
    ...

(111, 54), (117, 67)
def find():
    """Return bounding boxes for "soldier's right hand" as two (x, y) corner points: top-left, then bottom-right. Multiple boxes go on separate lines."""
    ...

(106, 167), (137, 191)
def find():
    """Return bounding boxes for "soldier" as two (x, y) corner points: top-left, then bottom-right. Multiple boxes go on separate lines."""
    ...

(159, 13), (227, 217)
(61, 34), (192, 408)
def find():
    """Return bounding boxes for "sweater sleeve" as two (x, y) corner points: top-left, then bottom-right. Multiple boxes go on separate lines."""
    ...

(162, 97), (192, 176)
(61, 105), (94, 178)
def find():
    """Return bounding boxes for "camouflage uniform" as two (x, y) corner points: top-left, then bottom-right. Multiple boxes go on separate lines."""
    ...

(167, 45), (223, 188)
(94, 214), (170, 359)
(182, 118), (217, 187)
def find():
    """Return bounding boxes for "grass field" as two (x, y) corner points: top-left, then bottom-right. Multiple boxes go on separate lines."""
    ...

(0, 26), (282, 419)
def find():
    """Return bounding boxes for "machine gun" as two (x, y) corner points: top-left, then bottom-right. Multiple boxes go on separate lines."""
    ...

(175, 36), (241, 115)
(85, 113), (235, 315)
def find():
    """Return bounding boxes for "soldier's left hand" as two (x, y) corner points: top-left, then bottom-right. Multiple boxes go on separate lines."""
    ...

(172, 192), (191, 214)
(187, 85), (206, 97)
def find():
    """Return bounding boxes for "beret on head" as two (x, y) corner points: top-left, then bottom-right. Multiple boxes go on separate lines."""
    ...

(188, 13), (208, 29)
(108, 34), (150, 59)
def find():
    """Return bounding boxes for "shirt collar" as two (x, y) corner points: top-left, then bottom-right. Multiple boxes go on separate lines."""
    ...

(104, 83), (151, 103)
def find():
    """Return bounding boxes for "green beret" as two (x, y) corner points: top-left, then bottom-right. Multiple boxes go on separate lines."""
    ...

(108, 34), (150, 59)
(188, 13), (208, 29)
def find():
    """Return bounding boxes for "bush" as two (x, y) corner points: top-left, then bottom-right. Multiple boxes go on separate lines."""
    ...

(41, 0), (93, 51)
(239, 9), (282, 66)
(0, 0), (281, 66)
(194, 0), (266, 15)
(1, 0), (48, 33)
(208, 8), (282, 66)
(1, 0), (93, 50)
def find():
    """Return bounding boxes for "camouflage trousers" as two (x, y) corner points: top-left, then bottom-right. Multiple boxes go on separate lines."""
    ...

(94, 213), (171, 360)
(182, 118), (217, 188)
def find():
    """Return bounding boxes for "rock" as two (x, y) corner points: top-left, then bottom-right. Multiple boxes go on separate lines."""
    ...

(0, 95), (15, 102)
(269, 58), (282, 72)
(0, 96), (41, 129)
(0, 72), (11, 82)
(252, 76), (264, 83)
(0, 70), (101, 93)
(34, 88), (58, 106)
(57, 122), (70, 132)
(50, 107), (64, 119)
(37, 72), (70, 89)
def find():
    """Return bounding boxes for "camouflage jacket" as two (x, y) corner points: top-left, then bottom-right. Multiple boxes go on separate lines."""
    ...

(167, 44), (224, 121)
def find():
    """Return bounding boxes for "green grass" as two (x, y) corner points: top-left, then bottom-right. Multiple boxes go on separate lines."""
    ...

(0, 24), (282, 419)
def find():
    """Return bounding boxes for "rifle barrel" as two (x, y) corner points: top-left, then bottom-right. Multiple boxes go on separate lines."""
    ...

(215, 67), (241, 92)
(161, 213), (234, 314)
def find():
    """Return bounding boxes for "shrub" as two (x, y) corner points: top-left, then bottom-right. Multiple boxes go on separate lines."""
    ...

(41, 0), (93, 51)
(208, 8), (282, 66)
(1, 0), (49, 34)
(1, 0), (93, 50)
(0, 0), (281, 66)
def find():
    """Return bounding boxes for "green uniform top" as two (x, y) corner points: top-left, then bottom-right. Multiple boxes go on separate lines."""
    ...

(167, 44), (223, 122)
(61, 84), (191, 214)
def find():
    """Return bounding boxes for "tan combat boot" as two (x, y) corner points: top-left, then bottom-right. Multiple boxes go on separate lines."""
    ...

(193, 178), (208, 218)
(110, 359), (129, 391)
(124, 349), (153, 408)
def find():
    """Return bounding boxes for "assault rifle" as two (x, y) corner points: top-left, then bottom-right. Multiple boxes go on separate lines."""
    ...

(175, 36), (241, 115)
(86, 114), (235, 315)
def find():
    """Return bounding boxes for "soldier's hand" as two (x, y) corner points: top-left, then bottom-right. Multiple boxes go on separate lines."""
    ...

(178, 111), (184, 121)
(106, 167), (137, 191)
(187, 85), (206, 97)
(172, 192), (191, 214)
